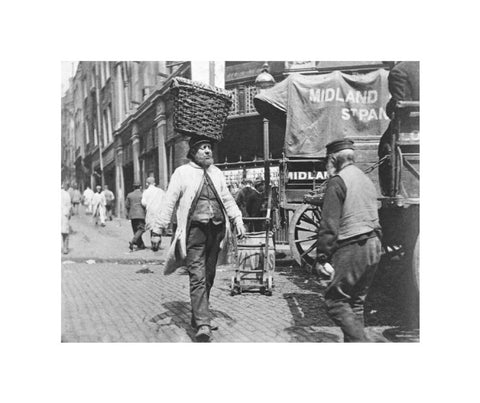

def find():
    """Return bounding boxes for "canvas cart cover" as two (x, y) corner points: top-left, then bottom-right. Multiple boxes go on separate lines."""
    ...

(254, 69), (391, 157)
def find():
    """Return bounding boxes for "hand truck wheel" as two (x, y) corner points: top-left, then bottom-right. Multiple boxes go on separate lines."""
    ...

(265, 276), (273, 296)
(230, 276), (237, 296)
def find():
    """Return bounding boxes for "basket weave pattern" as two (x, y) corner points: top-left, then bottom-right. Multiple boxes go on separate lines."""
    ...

(171, 77), (233, 141)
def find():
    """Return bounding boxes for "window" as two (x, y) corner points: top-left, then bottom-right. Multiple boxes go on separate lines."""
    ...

(82, 78), (87, 99)
(106, 105), (113, 143)
(102, 105), (113, 144)
(105, 62), (110, 80)
(132, 62), (141, 104)
(102, 110), (108, 146)
(85, 120), (90, 144)
(93, 125), (98, 146)
(100, 61), (110, 87)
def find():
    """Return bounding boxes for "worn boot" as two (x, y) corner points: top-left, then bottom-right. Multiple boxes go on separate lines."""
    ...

(191, 317), (218, 331)
(195, 325), (212, 342)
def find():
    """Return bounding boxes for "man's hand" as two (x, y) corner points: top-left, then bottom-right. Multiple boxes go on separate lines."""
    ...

(236, 222), (246, 239)
(312, 261), (335, 279)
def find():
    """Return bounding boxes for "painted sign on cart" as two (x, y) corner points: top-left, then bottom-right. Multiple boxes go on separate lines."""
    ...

(254, 69), (391, 158)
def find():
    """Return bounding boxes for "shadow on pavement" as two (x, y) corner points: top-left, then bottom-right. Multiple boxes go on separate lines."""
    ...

(148, 301), (236, 342)
(276, 265), (339, 342)
(276, 255), (420, 342)
(210, 308), (236, 326)
(366, 256), (420, 339)
(148, 301), (196, 341)
(283, 293), (341, 342)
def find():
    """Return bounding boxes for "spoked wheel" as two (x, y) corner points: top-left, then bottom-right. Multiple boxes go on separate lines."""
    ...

(288, 204), (321, 269)
(412, 234), (419, 293)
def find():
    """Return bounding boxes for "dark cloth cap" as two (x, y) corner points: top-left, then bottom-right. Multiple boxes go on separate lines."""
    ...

(254, 176), (264, 186)
(326, 139), (355, 154)
(188, 135), (215, 149)
(187, 135), (216, 159)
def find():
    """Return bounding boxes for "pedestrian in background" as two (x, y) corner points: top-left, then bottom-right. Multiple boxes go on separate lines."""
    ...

(141, 176), (165, 251)
(152, 135), (245, 342)
(251, 178), (266, 231)
(125, 181), (146, 251)
(92, 185), (106, 226)
(67, 184), (74, 206)
(228, 182), (240, 200)
(235, 179), (255, 216)
(315, 139), (382, 342)
(102, 185), (115, 221)
(71, 184), (82, 215)
(83, 186), (94, 215)
(61, 182), (72, 254)
(236, 178), (264, 231)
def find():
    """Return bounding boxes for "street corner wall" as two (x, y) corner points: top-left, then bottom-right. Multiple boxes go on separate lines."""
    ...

(174, 137), (189, 169)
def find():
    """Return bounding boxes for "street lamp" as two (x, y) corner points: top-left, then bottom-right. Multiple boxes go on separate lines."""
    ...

(255, 62), (276, 194)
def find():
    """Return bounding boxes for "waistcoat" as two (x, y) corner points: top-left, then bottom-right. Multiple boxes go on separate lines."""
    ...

(337, 165), (380, 241)
(191, 175), (224, 224)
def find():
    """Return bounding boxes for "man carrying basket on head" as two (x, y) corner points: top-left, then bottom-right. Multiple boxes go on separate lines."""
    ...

(152, 135), (246, 342)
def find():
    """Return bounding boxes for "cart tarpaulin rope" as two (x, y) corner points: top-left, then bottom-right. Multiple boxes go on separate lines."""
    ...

(304, 155), (389, 204)
(363, 154), (389, 174)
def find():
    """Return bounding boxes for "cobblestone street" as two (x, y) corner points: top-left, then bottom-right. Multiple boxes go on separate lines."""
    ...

(61, 208), (418, 342)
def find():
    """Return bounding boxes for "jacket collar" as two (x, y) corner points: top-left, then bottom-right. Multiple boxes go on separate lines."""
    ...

(188, 161), (214, 171)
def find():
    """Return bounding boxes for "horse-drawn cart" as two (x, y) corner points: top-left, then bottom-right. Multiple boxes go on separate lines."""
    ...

(251, 69), (420, 296)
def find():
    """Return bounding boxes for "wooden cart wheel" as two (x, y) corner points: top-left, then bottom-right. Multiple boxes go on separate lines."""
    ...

(288, 204), (321, 268)
(412, 234), (419, 293)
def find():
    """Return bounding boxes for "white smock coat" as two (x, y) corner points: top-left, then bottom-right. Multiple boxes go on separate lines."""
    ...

(142, 185), (165, 230)
(91, 192), (106, 223)
(61, 189), (71, 234)
(153, 162), (244, 275)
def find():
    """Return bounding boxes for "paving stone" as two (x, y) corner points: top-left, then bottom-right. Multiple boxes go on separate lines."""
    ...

(61, 210), (410, 343)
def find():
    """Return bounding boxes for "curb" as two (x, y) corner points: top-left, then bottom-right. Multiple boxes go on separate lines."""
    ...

(61, 258), (165, 265)
(61, 257), (298, 267)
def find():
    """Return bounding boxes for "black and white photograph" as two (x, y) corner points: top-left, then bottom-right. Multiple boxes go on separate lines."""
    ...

(61, 60), (420, 343)
(4, 1), (479, 402)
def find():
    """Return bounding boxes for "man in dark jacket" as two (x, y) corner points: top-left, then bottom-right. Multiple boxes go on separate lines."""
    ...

(379, 61), (420, 196)
(385, 61), (419, 118)
(125, 181), (146, 251)
(316, 139), (382, 342)
(236, 179), (264, 231)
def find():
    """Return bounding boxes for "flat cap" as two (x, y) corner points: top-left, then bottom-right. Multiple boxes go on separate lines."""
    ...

(188, 135), (215, 149)
(326, 138), (355, 154)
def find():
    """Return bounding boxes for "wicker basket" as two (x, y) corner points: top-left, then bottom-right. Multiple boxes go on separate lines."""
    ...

(170, 77), (233, 141)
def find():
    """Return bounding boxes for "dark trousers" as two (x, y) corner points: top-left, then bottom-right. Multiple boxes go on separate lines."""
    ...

(130, 219), (146, 247)
(186, 221), (224, 327)
(325, 236), (382, 342)
(106, 203), (113, 219)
